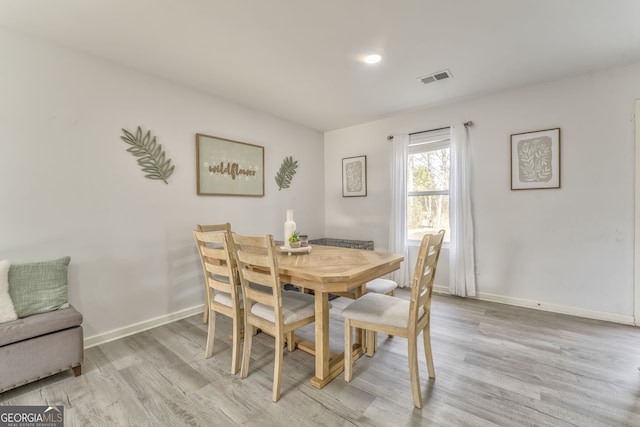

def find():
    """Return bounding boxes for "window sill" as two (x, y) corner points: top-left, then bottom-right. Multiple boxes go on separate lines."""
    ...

(407, 240), (449, 250)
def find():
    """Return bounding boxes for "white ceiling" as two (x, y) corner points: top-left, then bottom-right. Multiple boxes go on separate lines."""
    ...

(2, 0), (640, 132)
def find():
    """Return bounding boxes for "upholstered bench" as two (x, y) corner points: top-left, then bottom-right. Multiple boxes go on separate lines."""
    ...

(0, 306), (83, 392)
(308, 237), (374, 250)
(0, 256), (83, 393)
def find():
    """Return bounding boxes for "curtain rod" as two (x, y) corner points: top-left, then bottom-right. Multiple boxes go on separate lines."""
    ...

(386, 121), (473, 141)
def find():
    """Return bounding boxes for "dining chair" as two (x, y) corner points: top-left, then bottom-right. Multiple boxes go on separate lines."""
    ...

(195, 223), (232, 325)
(193, 223), (243, 374)
(363, 277), (398, 353)
(342, 230), (445, 409)
(366, 277), (398, 295)
(329, 277), (397, 300)
(231, 233), (316, 402)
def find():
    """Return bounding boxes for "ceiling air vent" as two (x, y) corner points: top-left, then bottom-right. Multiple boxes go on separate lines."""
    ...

(418, 69), (453, 85)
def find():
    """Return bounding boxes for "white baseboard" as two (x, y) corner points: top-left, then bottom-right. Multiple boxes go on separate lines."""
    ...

(432, 285), (635, 325)
(83, 287), (635, 350)
(83, 304), (204, 349)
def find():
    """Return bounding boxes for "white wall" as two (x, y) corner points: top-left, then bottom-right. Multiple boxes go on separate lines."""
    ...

(325, 63), (640, 321)
(0, 27), (324, 341)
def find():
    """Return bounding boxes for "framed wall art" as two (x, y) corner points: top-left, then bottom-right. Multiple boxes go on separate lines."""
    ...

(342, 155), (367, 197)
(196, 134), (264, 196)
(511, 128), (560, 190)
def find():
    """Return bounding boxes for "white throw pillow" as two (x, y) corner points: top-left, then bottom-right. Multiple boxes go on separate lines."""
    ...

(0, 260), (18, 323)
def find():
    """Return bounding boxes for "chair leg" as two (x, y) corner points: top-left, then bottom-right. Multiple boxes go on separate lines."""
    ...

(287, 331), (295, 352)
(205, 310), (215, 359)
(231, 316), (241, 374)
(273, 332), (284, 402)
(240, 324), (254, 379)
(344, 319), (353, 382)
(366, 330), (376, 357)
(408, 335), (423, 409)
(423, 325), (435, 379)
(387, 290), (395, 338)
(203, 294), (209, 324)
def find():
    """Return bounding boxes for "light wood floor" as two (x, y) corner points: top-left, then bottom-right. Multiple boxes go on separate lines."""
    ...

(2, 291), (640, 426)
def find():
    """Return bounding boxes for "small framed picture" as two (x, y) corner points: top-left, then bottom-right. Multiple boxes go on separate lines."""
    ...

(342, 155), (367, 197)
(511, 128), (561, 190)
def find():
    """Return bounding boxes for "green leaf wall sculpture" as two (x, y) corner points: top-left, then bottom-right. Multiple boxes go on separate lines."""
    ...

(120, 126), (175, 184)
(275, 156), (298, 190)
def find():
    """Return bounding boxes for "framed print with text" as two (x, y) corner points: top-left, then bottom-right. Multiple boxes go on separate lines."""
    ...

(196, 134), (264, 196)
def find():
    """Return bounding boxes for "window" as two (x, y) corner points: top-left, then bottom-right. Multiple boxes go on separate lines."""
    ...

(407, 129), (450, 243)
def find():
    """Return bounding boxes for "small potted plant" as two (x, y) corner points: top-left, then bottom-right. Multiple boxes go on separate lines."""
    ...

(288, 231), (301, 248)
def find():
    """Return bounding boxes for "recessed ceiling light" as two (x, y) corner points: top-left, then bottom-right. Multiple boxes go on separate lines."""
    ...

(364, 54), (382, 64)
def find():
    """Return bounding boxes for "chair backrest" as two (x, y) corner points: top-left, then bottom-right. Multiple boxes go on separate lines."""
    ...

(196, 223), (232, 234)
(231, 233), (283, 326)
(193, 223), (240, 308)
(408, 230), (445, 328)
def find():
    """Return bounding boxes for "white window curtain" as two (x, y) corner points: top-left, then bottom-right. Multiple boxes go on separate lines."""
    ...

(449, 123), (476, 296)
(389, 134), (410, 287)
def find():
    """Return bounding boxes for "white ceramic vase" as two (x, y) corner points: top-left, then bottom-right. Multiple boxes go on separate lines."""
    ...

(283, 209), (296, 248)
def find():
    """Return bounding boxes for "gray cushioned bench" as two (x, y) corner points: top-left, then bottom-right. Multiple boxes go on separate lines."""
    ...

(0, 306), (83, 392)
(308, 238), (374, 251)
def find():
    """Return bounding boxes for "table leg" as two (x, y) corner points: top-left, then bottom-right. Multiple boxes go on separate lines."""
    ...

(311, 291), (330, 387)
(308, 288), (366, 389)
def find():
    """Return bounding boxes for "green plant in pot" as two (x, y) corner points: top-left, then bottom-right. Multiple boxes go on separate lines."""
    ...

(288, 231), (301, 248)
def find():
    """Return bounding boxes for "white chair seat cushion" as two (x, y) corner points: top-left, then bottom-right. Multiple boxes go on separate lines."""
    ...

(212, 281), (269, 307)
(365, 278), (398, 294)
(213, 291), (238, 307)
(341, 293), (424, 329)
(212, 274), (230, 283)
(210, 274), (237, 307)
(251, 290), (315, 325)
(248, 283), (272, 293)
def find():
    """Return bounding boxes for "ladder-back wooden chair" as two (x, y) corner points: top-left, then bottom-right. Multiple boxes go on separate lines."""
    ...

(196, 223), (232, 325)
(231, 233), (316, 402)
(193, 223), (243, 374)
(342, 230), (445, 408)
(363, 276), (398, 353)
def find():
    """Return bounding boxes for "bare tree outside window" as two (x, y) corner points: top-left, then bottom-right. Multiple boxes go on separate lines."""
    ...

(407, 141), (450, 243)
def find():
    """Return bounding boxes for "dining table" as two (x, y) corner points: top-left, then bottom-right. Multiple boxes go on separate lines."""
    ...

(276, 244), (403, 389)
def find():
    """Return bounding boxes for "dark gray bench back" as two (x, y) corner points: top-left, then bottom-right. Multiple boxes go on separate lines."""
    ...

(308, 238), (374, 251)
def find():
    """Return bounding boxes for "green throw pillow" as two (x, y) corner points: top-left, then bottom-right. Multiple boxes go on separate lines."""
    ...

(8, 256), (71, 318)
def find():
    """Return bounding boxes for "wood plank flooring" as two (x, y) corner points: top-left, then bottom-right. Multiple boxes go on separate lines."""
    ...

(2, 290), (640, 426)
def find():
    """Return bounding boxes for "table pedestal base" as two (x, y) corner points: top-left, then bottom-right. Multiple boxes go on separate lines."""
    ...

(294, 337), (365, 389)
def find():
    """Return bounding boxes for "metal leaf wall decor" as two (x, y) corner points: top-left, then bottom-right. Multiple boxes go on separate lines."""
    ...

(275, 156), (298, 190)
(120, 126), (175, 184)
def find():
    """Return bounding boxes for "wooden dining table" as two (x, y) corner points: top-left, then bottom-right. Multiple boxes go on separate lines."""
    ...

(276, 244), (403, 389)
